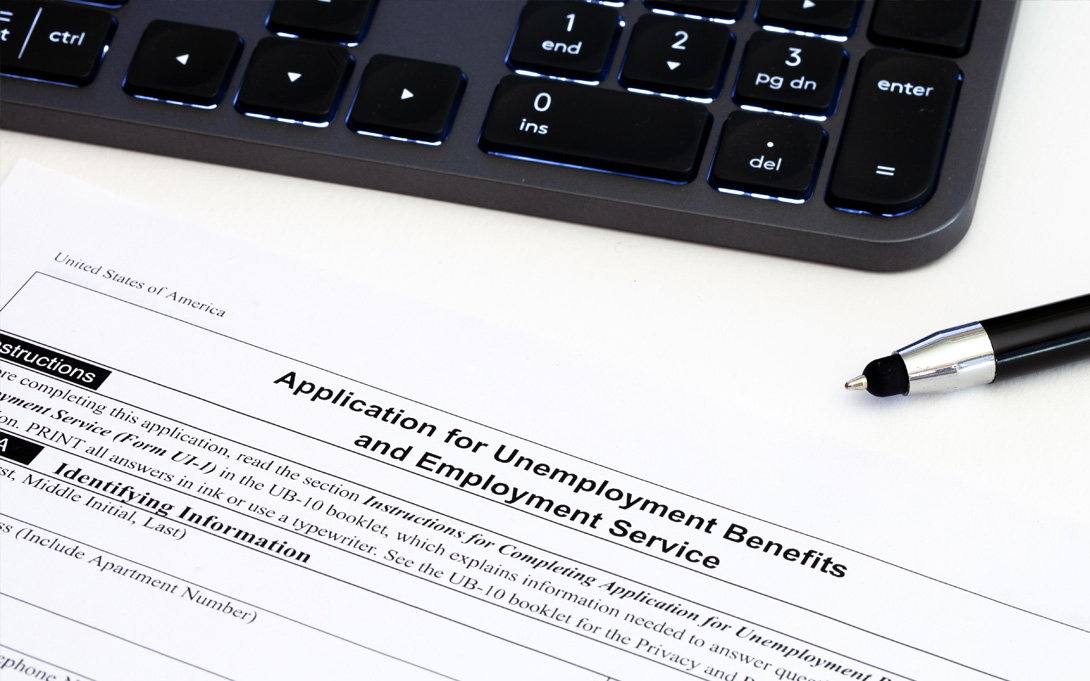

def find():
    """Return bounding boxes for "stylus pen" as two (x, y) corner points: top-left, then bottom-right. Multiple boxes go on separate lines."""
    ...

(845, 294), (1090, 396)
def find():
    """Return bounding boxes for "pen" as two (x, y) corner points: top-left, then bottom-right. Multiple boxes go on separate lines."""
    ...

(845, 294), (1090, 396)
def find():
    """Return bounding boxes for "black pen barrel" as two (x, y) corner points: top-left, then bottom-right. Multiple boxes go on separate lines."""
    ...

(981, 294), (1090, 381)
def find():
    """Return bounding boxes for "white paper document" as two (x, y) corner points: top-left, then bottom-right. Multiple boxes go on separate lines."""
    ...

(0, 163), (1086, 681)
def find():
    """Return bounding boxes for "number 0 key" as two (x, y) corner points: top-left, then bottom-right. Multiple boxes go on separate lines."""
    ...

(479, 76), (711, 183)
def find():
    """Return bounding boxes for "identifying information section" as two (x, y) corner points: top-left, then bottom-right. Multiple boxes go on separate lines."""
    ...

(1, 163), (1087, 681)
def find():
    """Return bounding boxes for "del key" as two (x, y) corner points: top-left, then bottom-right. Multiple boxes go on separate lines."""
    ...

(479, 76), (711, 183)
(827, 50), (961, 215)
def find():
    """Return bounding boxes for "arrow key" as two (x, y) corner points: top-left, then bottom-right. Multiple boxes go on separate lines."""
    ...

(266, 0), (377, 45)
(757, 0), (861, 37)
(619, 14), (734, 100)
(235, 37), (352, 124)
(123, 21), (242, 106)
(348, 55), (466, 144)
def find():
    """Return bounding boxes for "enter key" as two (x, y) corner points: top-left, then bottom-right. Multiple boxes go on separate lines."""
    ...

(826, 49), (961, 215)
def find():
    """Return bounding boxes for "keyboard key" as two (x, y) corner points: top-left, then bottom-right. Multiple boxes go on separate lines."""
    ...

(710, 110), (826, 200)
(732, 31), (847, 116)
(620, 14), (734, 99)
(348, 55), (466, 143)
(644, 1), (747, 22)
(0, 0), (115, 86)
(123, 21), (242, 107)
(826, 49), (961, 215)
(266, 0), (377, 44)
(869, 0), (979, 57)
(479, 75), (711, 183)
(756, 0), (861, 36)
(235, 37), (352, 124)
(506, 1), (620, 82)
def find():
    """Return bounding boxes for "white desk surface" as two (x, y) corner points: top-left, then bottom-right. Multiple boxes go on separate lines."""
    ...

(2, 1), (1088, 526)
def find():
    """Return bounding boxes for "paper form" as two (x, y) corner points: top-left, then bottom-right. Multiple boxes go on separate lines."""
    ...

(0, 162), (1086, 681)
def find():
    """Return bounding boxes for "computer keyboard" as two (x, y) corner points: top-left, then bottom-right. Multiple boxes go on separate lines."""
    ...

(0, 0), (1017, 271)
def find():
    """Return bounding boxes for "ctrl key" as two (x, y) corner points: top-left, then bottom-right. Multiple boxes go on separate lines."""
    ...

(0, 0), (117, 86)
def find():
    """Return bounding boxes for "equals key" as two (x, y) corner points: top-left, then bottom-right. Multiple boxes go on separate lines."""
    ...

(826, 49), (961, 215)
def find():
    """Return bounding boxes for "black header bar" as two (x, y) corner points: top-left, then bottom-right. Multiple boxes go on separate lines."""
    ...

(0, 334), (110, 390)
(0, 431), (44, 465)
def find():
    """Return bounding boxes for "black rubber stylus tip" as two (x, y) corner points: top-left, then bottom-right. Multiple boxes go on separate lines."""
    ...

(862, 355), (910, 397)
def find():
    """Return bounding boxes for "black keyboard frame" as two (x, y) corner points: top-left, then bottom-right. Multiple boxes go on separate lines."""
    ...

(0, 0), (1019, 271)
